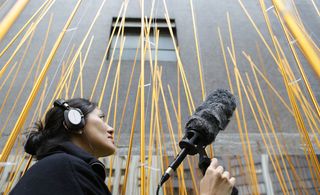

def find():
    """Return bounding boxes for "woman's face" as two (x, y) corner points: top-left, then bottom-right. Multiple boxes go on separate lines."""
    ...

(82, 108), (116, 157)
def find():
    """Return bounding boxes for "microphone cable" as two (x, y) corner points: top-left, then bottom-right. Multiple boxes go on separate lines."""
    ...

(156, 184), (161, 195)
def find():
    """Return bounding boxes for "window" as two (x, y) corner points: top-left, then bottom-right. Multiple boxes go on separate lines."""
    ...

(108, 18), (177, 61)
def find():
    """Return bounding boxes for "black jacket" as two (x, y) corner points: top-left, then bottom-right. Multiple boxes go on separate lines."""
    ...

(10, 142), (112, 195)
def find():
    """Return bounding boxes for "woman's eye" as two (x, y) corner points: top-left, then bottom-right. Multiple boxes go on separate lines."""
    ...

(100, 114), (105, 119)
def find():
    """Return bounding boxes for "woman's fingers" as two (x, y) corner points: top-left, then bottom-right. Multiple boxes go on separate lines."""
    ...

(209, 158), (236, 185)
(216, 165), (224, 175)
(210, 158), (218, 169)
(229, 177), (236, 186)
(222, 171), (230, 180)
(200, 158), (237, 195)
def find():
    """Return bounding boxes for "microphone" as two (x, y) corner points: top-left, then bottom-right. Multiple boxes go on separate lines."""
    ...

(158, 89), (237, 192)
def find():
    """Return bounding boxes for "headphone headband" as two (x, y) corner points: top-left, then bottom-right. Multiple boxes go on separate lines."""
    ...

(54, 99), (70, 110)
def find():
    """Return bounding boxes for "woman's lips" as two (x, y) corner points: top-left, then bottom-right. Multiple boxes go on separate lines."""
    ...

(107, 136), (114, 144)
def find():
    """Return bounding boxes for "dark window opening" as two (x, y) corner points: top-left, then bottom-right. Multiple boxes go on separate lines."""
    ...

(107, 18), (177, 61)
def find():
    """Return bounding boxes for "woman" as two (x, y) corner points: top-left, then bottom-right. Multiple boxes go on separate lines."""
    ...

(11, 98), (235, 195)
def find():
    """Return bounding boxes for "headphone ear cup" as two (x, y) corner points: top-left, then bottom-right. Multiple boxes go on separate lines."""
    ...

(75, 108), (85, 129)
(63, 109), (85, 131)
(63, 110), (72, 130)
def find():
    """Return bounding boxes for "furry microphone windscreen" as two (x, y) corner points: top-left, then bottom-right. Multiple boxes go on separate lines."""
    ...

(185, 89), (236, 145)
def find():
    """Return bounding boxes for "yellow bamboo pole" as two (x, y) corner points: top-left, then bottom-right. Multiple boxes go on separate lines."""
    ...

(189, 0), (205, 100)
(55, 0), (107, 101)
(44, 51), (77, 115)
(0, 0), (54, 79)
(158, 103), (171, 195)
(97, 5), (127, 106)
(167, 86), (178, 123)
(303, 147), (320, 193)
(293, 84), (320, 126)
(245, 51), (295, 194)
(275, 50), (320, 191)
(107, 36), (125, 189)
(163, 0), (195, 113)
(37, 78), (48, 118)
(89, 2), (125, 100)
(227, 13), (237, 67)
(234, 67), (260, 195)
(121, 75), (141, 195)
(310, 0), (320, 16)
(238, 0), (279, 64)
(274, 36), (320, 165)
(0, 37), (41, 137)
(143, 18), (154, 76)
(292, 155), (311, 193)
(34, 13), (53, 84)
(272, 0), (320, 78)
(21, 76), (50, 177)
(140, 0), (146, 193)
(272, 5), (320, 119)
(255, 43), (282, 132)
(0, 23), (35, 79)
(237, 72), (290, 194)
(146, 27), (158, 194)
(52, 45), (75, 90)
(157, 69), (192, 195)
(42, 53), (74, 120)
(153, 101), (160, 195)
(4, 78), (48, 194)
(105, 37), (125, 124)
(271, 32), (320, 130)
(218, 25), (255, 193)
(177, 60), (182, 141)
(141, 37), (155, 144)
(65, 58), (75, 99)
(258, 2), (320, 153)
(287, 0), (305, 29)
(155, 101), (166, 195)
(252, 59), (317, 165)
(0, 0), (52, 57)
(3, 146), (24, 194)
(217, 27), (234, 95)
(278, 62), (319, 192)
(79, 53), (83, 98)
(244, 52), (298, 194)
(167, 84), (199, 195)
(225, 39), (258, 193)
(0, 0), (82, 162)
(0, 0), (30, 41)
(0, 27), (35, 121)
(245, 70), (294, 194)
(249, 60), (294, 115)
(115, 38), (139, 146)
(70, 36), (94, 97)
(146, 67), (158, 194)
(0, 61), (18, 92)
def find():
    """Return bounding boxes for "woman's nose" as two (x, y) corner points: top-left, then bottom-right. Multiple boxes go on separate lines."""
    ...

(106, 124), (114, 134)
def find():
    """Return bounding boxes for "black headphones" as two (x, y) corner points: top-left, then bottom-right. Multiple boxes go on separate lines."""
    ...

(53, 99), (85, 131)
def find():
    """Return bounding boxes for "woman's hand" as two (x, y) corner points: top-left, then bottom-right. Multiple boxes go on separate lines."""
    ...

(200, 158), (236, 195)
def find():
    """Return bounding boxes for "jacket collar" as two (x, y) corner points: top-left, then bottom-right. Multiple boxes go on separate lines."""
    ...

(38, 141), (106, 180)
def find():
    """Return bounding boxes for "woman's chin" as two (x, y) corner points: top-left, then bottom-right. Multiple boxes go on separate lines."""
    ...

(103, 144), (116, 156)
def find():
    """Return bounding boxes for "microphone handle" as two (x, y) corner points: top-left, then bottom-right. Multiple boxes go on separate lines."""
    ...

(199, 156), (238, 195)
(160, 148), (188, 186)
(169, 148), (188, 171)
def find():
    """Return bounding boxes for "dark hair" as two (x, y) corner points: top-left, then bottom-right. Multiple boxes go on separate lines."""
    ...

(24, 98), (97, 159)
